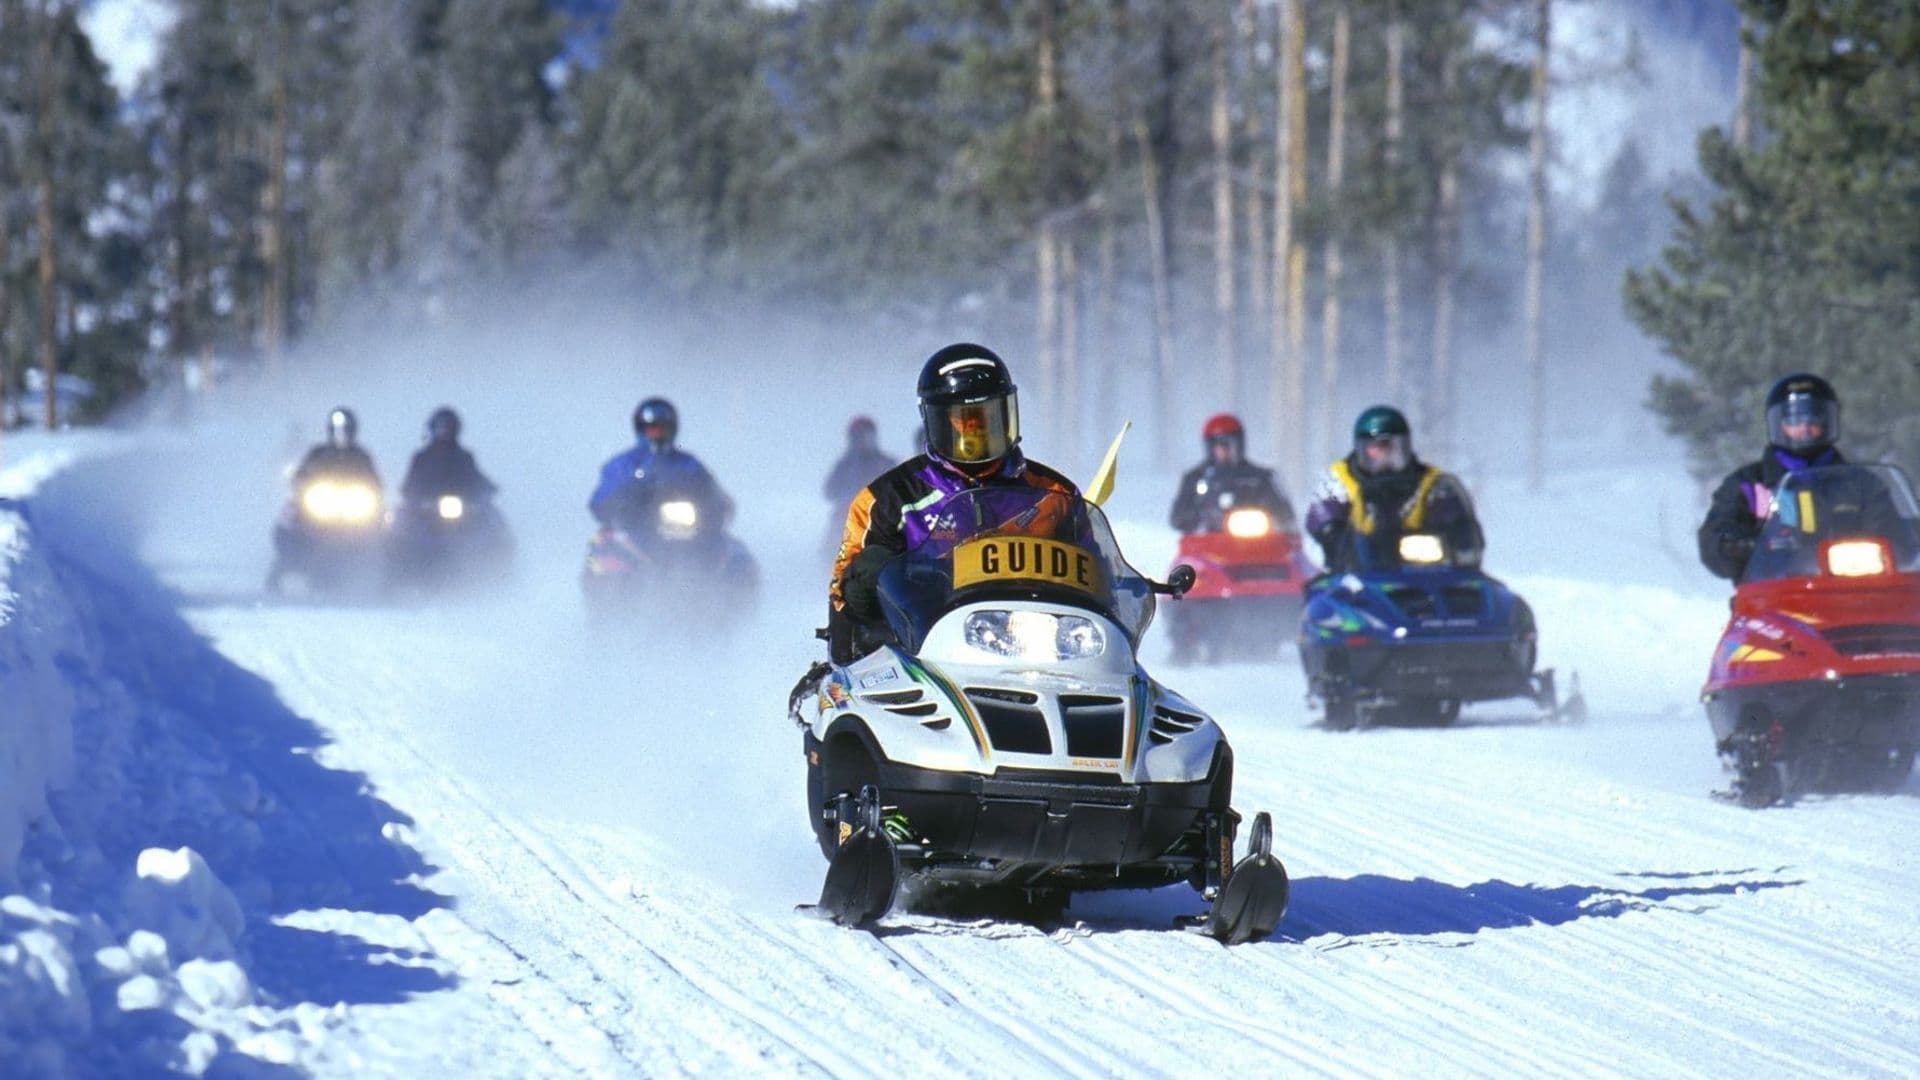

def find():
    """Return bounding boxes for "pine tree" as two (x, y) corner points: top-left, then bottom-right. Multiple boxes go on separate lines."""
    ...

(1627, 0), (1920, 474)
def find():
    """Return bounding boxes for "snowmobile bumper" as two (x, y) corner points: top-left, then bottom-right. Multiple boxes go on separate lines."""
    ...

(1302, 636), (1535, 703)
(1704, 672), (1920, 749)
(813, 735), (1233, 889)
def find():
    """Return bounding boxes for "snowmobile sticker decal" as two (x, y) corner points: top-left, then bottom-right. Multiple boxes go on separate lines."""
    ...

(899, 654), (991, 762)
(858, 667), (902, 690)
(951, 536), (1100, 594)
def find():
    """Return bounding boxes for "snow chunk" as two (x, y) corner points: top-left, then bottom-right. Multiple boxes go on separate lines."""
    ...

(116, 973), (167, 1012)
(122, 847), (245, 963)
(176, 958), (253, 1011)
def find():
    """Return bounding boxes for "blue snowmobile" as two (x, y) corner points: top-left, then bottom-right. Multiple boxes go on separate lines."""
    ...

(1298, 531), (1582, 730)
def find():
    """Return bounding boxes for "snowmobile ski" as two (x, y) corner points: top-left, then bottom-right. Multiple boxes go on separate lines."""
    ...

(1201, 812), (1290, 945)
(812, 785), (901, 926)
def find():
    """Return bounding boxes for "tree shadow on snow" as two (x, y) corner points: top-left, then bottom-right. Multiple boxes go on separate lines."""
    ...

(1032, 867), (1803, 944)
(1283, 869), (1803, 939)
(26, 460), (456, 1026)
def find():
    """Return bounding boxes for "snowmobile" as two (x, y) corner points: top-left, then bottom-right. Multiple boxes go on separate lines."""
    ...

(1299, 530), (1580, 730)
(383, 488), (515, 594)
(580, 477), (757, 626)
(790, 486), (1289, 944)
(1167, 488), (1315, 663)
(266, 470), (385, 597)
(1703, 463), (1920, 807)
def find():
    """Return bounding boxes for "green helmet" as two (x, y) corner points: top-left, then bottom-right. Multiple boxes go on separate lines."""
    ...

(1352, 405), (1413, 475)
(1353, 405), (1411, 441)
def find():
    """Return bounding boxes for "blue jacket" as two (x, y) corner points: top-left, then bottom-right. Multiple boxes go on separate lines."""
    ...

(589, 443), (732, 526)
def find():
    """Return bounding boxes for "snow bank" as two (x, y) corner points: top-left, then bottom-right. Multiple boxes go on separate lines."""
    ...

(2, 441), (436, 1075)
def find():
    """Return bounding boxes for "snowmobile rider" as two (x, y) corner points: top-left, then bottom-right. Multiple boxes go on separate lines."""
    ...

(827, 343), (1080, 665)
(401, 406), (496, 505)
(1698, 373), (1848, 581)
(269, 407), (382, 592)
(292, 406), (380, 490)
(824, 416), (896, 512)
(1169, 413), (1297, 533)
(1305, 405), (1483, 574)
(589, 397), (735, 531)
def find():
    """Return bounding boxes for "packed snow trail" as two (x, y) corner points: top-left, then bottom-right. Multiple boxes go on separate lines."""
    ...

(12, 431), (1920, 1077)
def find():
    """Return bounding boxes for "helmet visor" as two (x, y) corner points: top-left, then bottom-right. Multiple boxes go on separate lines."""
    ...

(1355, 433), (1410, 474)
(926, 393), (1018, 465)
(1207, 433), (1244, 466)
(1768, 395), (1839, 452)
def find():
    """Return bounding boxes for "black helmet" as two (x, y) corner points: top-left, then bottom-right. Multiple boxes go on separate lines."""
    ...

(427, 406), (461, 443)
(917, 343), (1019, 470)
(1764, 373), (1839, 455)
(633, 397), (678, 451)
(326, 406), (359, 449)
(1352, 405), (1412, 475)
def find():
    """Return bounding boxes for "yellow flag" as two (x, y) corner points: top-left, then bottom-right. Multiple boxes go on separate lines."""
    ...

(1086, 421), (1132, 507)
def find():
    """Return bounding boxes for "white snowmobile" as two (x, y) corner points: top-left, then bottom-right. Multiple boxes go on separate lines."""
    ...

(790, 485), (1289, 944)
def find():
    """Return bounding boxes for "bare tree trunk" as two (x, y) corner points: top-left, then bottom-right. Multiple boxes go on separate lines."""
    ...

(1382, 5), (1407, 404)
(0, 164), (12, 429)
(1319, 3), (1351, 462)
(1430, 47), (1462, 462)
(262, 15), (290, 372)
(1136, 116), (1176, 463)
(34, 3), (57, 430)
(1034, 0), (1061, 436)
(1210, 0), (1236, 405)
(1096, 125), (1120, 444)
(1271, 0), (1308, 486)
(1733, 13), (1753, 149)
(1060, 234), (1081, 461)
(1239, 0), (1269, 359)
(1524, 0), (1551, 490)
(36, 171), (55, 431)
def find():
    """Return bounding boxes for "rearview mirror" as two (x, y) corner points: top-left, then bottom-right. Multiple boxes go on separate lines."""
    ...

(1157, 564), (1197, 598)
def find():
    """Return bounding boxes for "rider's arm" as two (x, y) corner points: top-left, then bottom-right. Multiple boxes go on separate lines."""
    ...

(1169, 467), (1204, 532)
(1426, 475), (1485, 565)
(828, 483), (906, 663)
(1698, 468), (1761, 581)
(1252, 469), (1297, 527)
(400, 451), (428, 503)
(1303, 468), (1349, 547)
(588, 451), (636, 524)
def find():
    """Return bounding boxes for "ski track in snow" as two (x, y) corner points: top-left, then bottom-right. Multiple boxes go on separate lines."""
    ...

(12, 436), (1920, 1077)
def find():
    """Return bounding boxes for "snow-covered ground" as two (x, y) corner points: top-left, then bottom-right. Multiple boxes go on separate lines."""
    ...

(4, 411), (1919, 1076)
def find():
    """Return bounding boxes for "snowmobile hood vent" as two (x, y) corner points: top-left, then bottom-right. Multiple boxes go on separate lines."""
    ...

(964, 687), (1051, 754)
(1149, 706), (1206, 746)
(1060, 695), (1126, 759)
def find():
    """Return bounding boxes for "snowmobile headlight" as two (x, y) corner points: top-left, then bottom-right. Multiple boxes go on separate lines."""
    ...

(1825, 538), (1890, 577)
(658, 500), (699, 538)
(437, 495), (465, 521)
(1398, 533), (1445, 565)
(964, 610), (1106, 661)
(1225, 509), (1272, 538)
(301, 480), (379, 524)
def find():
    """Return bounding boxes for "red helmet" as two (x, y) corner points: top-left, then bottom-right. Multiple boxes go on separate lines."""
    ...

(1202, 413), (1244, 440)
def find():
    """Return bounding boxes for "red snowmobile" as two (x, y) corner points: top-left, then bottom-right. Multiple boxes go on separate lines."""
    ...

(1167, 491), (1315, 663)
(1703, 464), (1920, 806)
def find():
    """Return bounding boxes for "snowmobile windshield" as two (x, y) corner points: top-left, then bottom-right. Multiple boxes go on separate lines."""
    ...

(875, 489), (1156, 654)
(1744, 464), (1920, 583)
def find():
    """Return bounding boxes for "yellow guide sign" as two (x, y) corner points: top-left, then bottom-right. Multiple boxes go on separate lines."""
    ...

(952, 536), (1100, 594)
